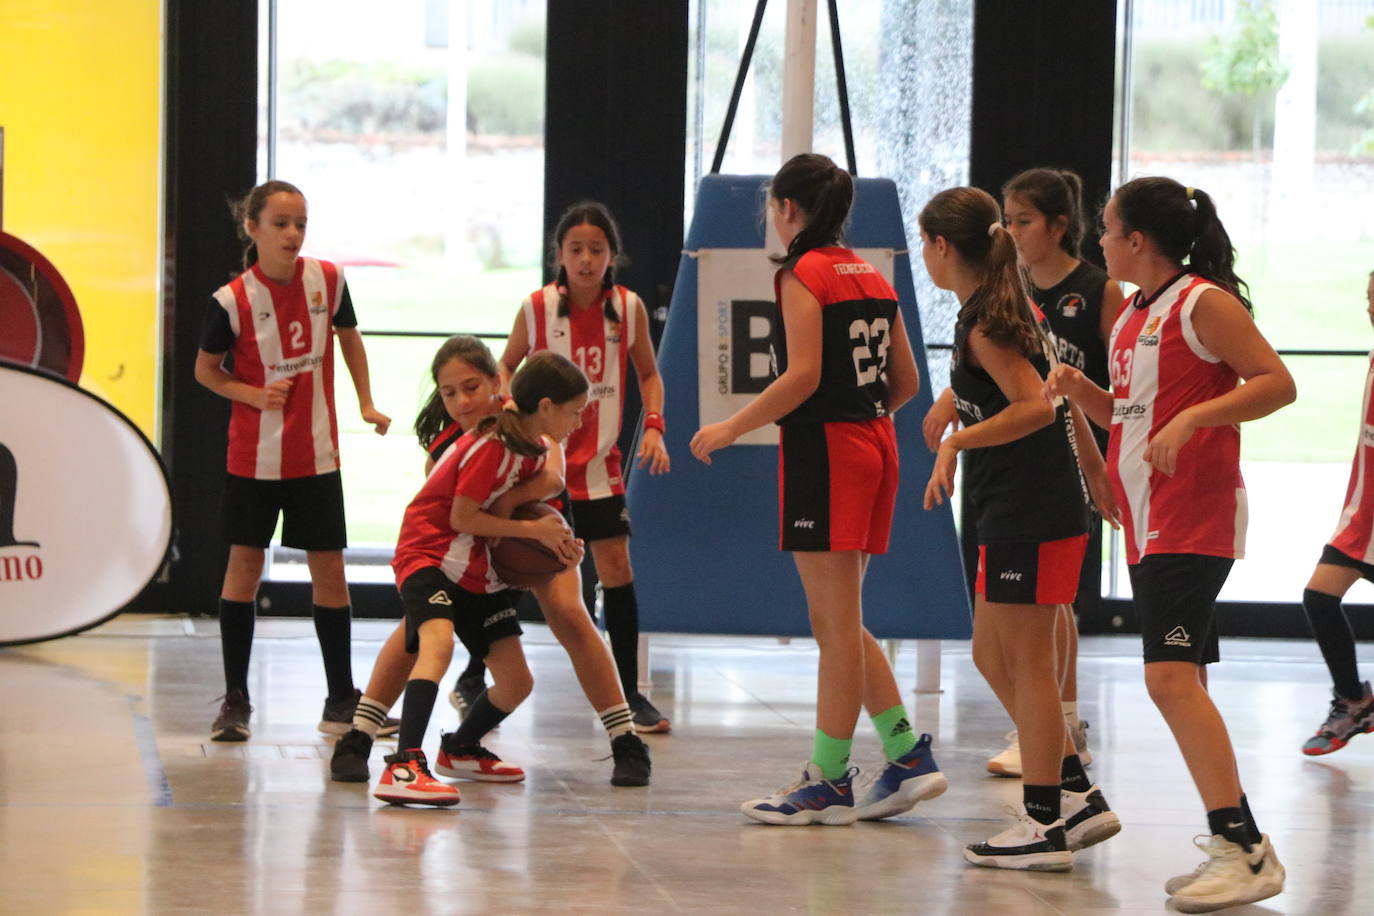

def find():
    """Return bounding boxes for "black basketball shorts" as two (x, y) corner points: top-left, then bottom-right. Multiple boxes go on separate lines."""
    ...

(1129, 553), (1231, 665)
(399, 567), (522, 658)
(222, 470), (347, 551)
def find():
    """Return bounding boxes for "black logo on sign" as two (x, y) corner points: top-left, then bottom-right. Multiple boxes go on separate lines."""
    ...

(0, 443), (40, 549)
(0, 442), (43, 583)
(731, 300), (775, 395)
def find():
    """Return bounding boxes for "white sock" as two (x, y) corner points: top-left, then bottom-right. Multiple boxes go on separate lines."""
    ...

(352, 694), (390, 739)
(598, 702), (633, 739)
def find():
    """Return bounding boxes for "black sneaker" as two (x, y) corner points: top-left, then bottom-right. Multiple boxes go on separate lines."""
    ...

(610, 733), (651, 787)
(319, 688), (400, 737)
(630, 693), (671, 733)
(448, 675), (487, 718)
(211, 689), (252, 742)
(330, 728), (374, 783)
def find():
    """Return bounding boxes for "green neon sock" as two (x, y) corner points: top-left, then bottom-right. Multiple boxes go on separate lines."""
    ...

(811, 728), (853, 781)
(871, 704), (918, 761)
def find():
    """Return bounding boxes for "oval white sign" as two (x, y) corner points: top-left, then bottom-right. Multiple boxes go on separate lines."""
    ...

(0, 363), (171, 644)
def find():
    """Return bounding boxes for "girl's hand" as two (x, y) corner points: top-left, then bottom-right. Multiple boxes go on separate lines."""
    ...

(1144, 411), (1197, 477)
(1044, 364), (1085, 402)
(1081, 460), (1122, 529)
(255, 378), (293, 410)
(923, 442), (959, 509)
(529, 513), (576, 560)
(923, 394), (958, 452)
(361, 405), (391, 435)
(689, 421), (738, 465)
(637, 428), (670, 474)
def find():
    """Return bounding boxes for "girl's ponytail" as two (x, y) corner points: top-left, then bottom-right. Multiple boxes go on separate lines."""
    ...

(1114, 177), (1252, 313)
(481, 351), (589, 457)
(768, 154), (853, 269)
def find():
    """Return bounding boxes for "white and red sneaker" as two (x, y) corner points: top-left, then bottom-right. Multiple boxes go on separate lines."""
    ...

(373, 749), (461, 807)
(435, 741), (526, 783)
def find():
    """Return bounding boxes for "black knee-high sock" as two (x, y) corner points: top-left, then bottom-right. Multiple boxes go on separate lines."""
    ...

(447, 690), (512, 748)
(312, 604), (354, 698)
(1207, 806), (1252, 851)
(219, 598), (256, 696)
(1024, 784), (1061, 825)
(602, 583), (641, 700)
(459, 655), (486, 684)
(1060, 754), (1092, 793)
(398, 679), (439, 752)
(1302, 588), (1363, 700)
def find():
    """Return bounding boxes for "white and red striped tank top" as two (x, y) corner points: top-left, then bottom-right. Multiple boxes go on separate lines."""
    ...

(392, 429), (546, 594)
(521, 283), (640, 501)
(210, 258), (343, 480)
(1328, 351), (1374, 563)
(1107, 272), (1246, 565)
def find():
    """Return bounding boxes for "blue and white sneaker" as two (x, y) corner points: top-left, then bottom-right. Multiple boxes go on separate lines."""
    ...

(740, 763), (859, 826)
(856, 732), (948, 820)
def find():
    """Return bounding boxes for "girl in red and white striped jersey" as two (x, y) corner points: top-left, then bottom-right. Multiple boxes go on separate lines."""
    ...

(1297, 269), (1374, 757)
(496, 202), (672, 732)
(1048, 177), (1294, 910)
(374, 352), (588, 806)
(195, 180), (390, 743)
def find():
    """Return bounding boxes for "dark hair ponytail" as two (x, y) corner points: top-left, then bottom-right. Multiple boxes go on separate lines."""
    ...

(919, 186), (1040, 357)
(1002, 167), (1086, 257)
(768, 153), (853, 269)
(413, 335), (501, 449)
(229, 179), (305, 272)
(480, 351), (589, 458)
(1114, 177), (1252, 313)
(551, 200), (624, 324)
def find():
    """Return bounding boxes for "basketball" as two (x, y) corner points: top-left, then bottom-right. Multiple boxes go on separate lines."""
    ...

(489, 501), (570, 589)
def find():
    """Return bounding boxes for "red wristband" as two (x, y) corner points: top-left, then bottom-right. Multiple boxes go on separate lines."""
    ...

(643, 412), (665, 434)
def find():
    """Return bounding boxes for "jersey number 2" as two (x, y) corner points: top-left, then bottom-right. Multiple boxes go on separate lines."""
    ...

(288, 320), (307, 354)
(849, 318), (890, 385)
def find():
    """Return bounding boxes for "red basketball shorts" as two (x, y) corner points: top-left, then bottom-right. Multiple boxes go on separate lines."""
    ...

(778, 416), (898, 553)
(975, 532), (1088, 605)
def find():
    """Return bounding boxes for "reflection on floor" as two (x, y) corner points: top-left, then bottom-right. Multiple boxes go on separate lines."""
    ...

(1, 616), (1369, 914)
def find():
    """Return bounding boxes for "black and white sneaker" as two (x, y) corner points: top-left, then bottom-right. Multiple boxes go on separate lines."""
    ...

(1062, 785), (1121, 851)
(963, 808), (1072, 872)
(211, 689), (253, 742)
(610, 733), (652, 786)
(447, 675), (487, 718)
(330, 728), (374, 783)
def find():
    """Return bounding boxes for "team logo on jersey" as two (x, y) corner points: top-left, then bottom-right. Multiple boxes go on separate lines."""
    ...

(1058, 294), (1084, 318)
(311, 291), (323, 307)
(1143, 317), (1161, 335)
(0, 442), (44, 583)
(1164, 625), (1192, 647)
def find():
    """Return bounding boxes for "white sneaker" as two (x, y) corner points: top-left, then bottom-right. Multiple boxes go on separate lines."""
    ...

(986, 730), (1021, 777)
(963, 807), (1072, 872)
(1061, 785), (1120, 851)
(1163, 832), (1279, 894)
(1167, 834), (1285, 913)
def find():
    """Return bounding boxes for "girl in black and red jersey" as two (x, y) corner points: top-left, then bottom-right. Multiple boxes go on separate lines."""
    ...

(491, 202), (672, 733)
(195, 180), (391, 743)
(1298, 269), (1374, 757)
(927, 168), (1125, 779)
(691, 154), (947, 827)
(373, 351), (588, 806)
(1048, 177), (1293, 910)
(331, 336), (650, 789)
(919, 186), (1119, 872)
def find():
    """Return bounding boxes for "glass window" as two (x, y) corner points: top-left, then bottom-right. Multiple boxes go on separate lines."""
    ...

(259, 0), (545, 581)
(1115, 0), (1374, 600)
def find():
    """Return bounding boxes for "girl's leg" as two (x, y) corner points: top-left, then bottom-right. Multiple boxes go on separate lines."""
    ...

(794, 550), (865, 778)
(535, 566), (625, 713)
(975, 598), (1064, 791)
(1303, 563), (1365, 699)
(306, 549), (355, 700)
(1144, 661), (1242, 812)
(589, 536), (640, 697)
(446, 635), (533, 748)
(397, 617), (455, 751)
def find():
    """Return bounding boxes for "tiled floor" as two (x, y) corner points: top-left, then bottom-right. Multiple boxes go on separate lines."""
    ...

(1, 615), (1370, 914)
